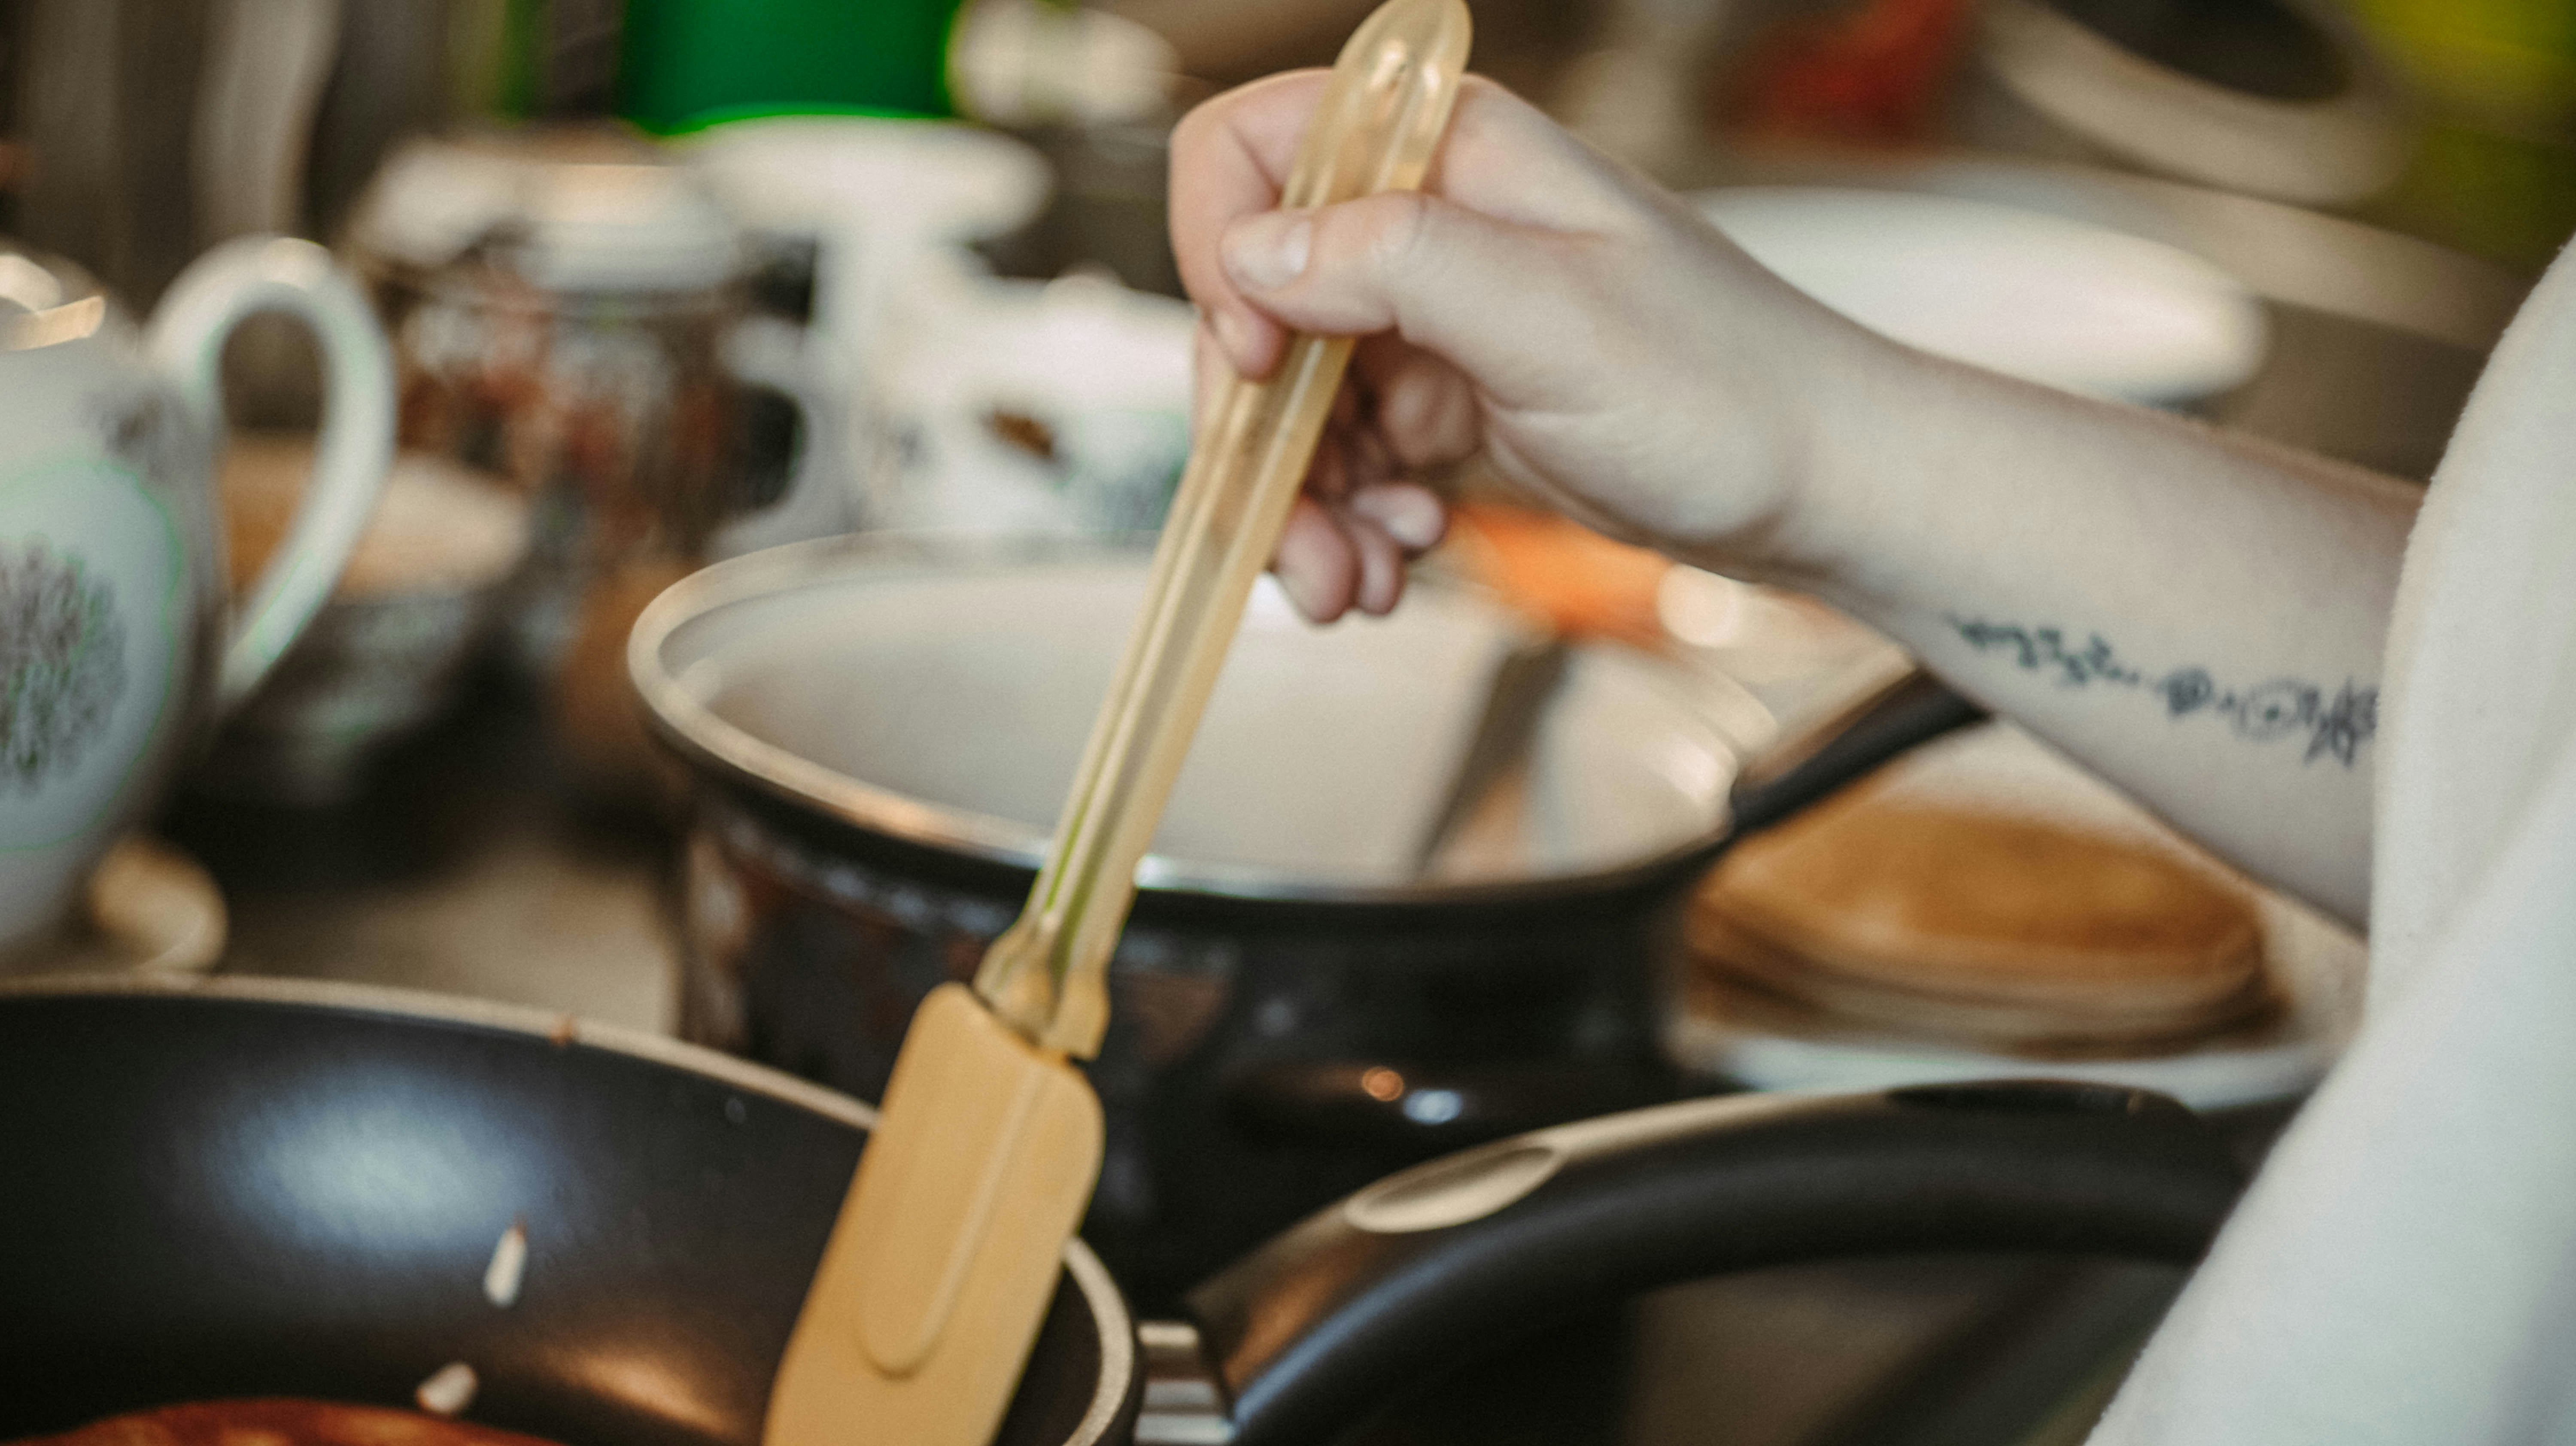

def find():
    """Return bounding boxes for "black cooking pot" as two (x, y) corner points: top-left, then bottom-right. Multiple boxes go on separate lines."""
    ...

(0, 978), (2244, 1446)
(630, 536), (1981, 1297)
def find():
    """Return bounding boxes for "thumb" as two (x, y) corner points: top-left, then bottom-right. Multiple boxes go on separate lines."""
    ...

(1219, 192), (1580, 404)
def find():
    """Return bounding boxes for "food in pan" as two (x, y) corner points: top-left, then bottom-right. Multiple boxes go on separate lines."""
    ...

(1686, 784), (2272, 1050)
(8, 1400), (566, 1446)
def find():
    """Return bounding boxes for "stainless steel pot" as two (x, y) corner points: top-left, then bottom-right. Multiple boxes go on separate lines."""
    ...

(629, 534), (1976, 1296)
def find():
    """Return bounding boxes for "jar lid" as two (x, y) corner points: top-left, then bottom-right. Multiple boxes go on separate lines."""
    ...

(349, 131), (744, 295)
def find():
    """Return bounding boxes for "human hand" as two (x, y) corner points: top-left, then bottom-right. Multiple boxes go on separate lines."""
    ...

(1170, 72), (1880, 620)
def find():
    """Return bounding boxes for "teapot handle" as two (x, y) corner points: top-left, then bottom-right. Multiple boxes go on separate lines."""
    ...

(146, 235), (395, 712)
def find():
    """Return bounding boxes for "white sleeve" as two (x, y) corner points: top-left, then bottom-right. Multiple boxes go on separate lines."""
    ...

(2089, 238), (2576, 1446)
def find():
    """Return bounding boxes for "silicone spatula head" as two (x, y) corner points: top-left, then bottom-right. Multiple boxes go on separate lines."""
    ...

(764, 6), (1472, 1445)
(762, 983), (1101, 1446)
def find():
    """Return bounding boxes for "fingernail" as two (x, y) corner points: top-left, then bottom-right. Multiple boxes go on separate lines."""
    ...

(1351, 486), (1447, 551)
(1355, 534), (1401, 615)
(1224, 212), (1313, 292)
(1210, 307), (1255, 368)
(1277, 561), (1333, 622)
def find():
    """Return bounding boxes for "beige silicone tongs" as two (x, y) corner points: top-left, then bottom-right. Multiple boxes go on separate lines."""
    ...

(978, 0), (1476, 1057)
(763, 5), (1473, 1445)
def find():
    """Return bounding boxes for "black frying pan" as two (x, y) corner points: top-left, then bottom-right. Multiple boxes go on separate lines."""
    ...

(0, 973), (2245, 1446)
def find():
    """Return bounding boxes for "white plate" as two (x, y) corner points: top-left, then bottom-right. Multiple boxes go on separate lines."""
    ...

(684, 115), (1051, 245)
(1695, 186), (2269, 407)
(1665, 722), (2364, 1109)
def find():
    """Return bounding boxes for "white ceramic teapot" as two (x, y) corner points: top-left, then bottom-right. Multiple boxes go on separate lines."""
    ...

(0, 235), (392, 961)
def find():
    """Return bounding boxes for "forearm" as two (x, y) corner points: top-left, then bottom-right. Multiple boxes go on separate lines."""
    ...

(1742, 338), (2418, 925)
(1172, 72), (2417, 922)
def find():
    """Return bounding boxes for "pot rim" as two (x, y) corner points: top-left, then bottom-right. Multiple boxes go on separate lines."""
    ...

(0, 971), (1139, 1446)
(628, 532), (1746, 909)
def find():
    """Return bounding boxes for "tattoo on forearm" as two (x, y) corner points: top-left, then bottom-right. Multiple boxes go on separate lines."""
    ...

(1947, 616), (2377, 767)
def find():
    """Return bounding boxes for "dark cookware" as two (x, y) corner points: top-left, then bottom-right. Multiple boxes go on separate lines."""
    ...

(0, 977), (2239, 1446)
(632, 535), (1981, 1296)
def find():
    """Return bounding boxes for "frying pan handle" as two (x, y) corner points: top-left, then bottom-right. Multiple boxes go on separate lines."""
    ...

(1727, 668), (1987, 834)
(1223, 1055), (1679, 1148)
(1179, 1080), (2243, 1446)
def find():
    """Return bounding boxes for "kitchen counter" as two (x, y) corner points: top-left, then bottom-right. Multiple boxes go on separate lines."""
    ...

(165, 675), (679, 1036)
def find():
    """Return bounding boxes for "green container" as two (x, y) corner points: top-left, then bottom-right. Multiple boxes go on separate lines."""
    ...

(619, 0), (969, 133)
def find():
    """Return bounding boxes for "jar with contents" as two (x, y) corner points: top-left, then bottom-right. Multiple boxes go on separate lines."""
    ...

(343, 128), (848, 793)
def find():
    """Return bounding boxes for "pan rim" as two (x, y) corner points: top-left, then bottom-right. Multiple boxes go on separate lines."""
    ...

(0, 972), (1140, 1446)
(626, 531), (1746, 910)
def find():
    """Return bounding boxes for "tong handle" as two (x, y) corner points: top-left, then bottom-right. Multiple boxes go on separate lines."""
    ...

(977, 0), (1475, 1056)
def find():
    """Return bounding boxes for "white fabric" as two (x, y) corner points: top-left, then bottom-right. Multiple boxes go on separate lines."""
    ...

(2372, 246), (2576, 1005)
(2091, 243), (2576, 1443)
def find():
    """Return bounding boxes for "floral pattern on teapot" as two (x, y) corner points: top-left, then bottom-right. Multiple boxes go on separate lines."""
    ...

(0, 451), (185, 851)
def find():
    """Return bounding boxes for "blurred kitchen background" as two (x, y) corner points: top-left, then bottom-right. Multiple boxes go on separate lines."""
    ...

(7, 2), (2572, 1437)
(7, 0), (2567, 1208)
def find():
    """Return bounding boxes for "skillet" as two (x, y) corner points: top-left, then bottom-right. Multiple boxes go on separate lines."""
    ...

(0, 973), (2244, 1446)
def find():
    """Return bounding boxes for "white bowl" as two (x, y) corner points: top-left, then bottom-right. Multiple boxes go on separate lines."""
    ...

(1698, 185), (2269, 406)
